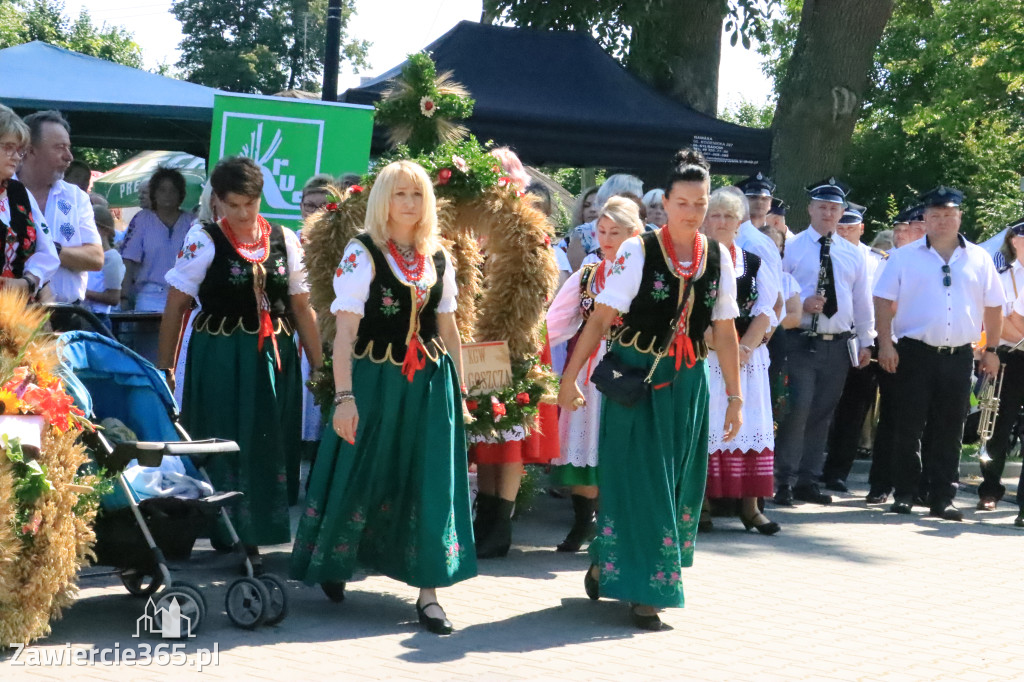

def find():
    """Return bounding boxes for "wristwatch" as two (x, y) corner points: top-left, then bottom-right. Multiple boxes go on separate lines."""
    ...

(984, 346), (998, 354)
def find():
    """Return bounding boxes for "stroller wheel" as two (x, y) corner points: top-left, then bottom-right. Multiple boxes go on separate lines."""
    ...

(168, 581), (208, 623)
(225, 577), (270, 629)
(257, 574), (289, 626)
(121, 569), (163, 597)
(153, 587), (204, 637)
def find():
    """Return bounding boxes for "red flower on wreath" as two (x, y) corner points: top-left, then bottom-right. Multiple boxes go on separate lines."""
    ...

(465, 399), (479, 411)
(349, 185), (364, 193)
(497, 176), (511, 188)
(438, 169), (452, 185)
(515, 392), (530, 406)
(325, 202), (339, 211)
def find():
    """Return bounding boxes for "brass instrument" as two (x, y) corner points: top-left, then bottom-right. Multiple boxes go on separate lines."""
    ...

(975, 365), (1003, 464)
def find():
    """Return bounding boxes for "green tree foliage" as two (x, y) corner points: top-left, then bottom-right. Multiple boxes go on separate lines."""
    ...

(763, 0), (1024, 240)
(172, 0), (370, 95)
(0, 0), (142, 67)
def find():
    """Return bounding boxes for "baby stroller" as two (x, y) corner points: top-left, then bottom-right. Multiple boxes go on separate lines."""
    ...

(58, 329), (289, 635)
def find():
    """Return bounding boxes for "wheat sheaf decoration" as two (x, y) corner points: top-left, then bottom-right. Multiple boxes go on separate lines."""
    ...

(374, 52), (475, 156)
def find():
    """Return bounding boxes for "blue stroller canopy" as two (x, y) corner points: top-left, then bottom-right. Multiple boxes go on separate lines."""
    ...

(58, 331), (179, 443)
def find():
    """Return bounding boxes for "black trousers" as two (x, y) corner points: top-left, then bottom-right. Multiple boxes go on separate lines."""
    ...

(892, 338), (973, 508)
(823, 361), (879, 483)
(978, 348), (1024, 500)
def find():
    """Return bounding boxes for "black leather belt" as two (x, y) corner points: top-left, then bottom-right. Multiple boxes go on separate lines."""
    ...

(796, 329), (852, 341)
(899, 337), (971, 355)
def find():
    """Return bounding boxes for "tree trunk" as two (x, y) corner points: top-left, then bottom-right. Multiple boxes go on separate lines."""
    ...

(629, 0), (726, 116)
(771, 0), (894, 230)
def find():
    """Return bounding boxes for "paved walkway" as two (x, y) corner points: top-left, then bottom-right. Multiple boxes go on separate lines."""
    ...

(4, 465), (1024, 680)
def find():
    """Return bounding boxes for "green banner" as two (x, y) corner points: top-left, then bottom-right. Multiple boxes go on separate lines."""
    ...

(209, 93), (374, 229)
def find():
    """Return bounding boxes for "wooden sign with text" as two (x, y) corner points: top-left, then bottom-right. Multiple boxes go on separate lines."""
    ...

(461, 341), (513, 395)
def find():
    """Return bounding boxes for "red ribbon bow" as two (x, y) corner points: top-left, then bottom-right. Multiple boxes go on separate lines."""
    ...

(402, 335), (427, 382)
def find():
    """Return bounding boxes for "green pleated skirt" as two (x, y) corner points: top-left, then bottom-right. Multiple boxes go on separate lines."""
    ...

(181, 327), (302, 547)
(289, 353), (477, 588)
(588, 343), (709, 609)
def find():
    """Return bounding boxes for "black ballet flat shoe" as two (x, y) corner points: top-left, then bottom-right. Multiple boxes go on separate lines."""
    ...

(629, 604), (664, 631)
(320, 581), (346, 603)
(416, 601), (453, 635)
(740, 512), (781, 536)
(584, 565), (600, 601)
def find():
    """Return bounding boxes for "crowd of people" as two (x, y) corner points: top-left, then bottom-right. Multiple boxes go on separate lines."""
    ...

(2, 98), (1022, 635)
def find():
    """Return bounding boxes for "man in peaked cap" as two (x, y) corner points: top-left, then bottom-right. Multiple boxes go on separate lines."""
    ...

(875, 186), (1005, 521)
(736, 172), (776, 230)
(975, 217), (1024, 513)
(774, 178), (874, 507)
(822, 201), (886, 492)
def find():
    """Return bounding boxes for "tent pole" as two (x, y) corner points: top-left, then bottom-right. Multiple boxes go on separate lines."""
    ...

(322, 0), (342, 101)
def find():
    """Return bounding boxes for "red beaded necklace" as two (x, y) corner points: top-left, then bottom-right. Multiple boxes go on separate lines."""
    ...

(221, 216), (271, 263)
(661, 228), (704, 280)
(387, 239), (426, 282)
(728, 243), (738, 267)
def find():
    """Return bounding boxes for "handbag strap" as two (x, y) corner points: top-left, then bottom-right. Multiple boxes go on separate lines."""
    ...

(643, 275), (696, 383)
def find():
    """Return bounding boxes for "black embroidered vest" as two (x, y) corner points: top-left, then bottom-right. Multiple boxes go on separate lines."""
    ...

(353, 234), (446, 362)
(734, 250), (761, 337)
(196, 221), (292, 329)
(615, 230), (721, 357)
(2, 180), (38, 278)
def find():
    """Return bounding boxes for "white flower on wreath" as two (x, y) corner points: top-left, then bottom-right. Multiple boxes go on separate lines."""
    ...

(452, 155), (468, 172)
(419, 96), (437, 118)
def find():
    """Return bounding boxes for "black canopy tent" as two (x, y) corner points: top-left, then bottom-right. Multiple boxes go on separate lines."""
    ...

(342, 21), (771, 175)
(0, 41), (219, 156)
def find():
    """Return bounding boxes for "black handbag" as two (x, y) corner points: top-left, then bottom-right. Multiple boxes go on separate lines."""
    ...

(591, 278), (694, 407)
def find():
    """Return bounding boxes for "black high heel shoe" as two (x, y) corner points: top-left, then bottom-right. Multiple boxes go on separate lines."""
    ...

(416, 601), (454, 635)
(584, 564), (600, 601)
(629, 604), (663, 631)
(740, 511), (781, 536)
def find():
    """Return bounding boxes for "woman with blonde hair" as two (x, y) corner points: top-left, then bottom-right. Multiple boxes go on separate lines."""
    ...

(702, 188), (780, 534)
(546, 197), (642, 552)
(290, 160), (476, 635)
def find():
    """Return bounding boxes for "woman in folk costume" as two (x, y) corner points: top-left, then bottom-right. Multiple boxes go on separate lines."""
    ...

(703, 188), (780, 535)
(559, 149), (743, 631)
(545, 197), (641, 552)
(290, 161), (476, 635)
(157, 156), (318, 573)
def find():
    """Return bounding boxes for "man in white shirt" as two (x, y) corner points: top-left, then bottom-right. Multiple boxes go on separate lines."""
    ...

(774, 178), (874, 507)
(735, 173), (784, 298)
(875, 186), (1004, 521)
(975, 218), (1024, 510)
(18, 110), (103, 304)
(822, 203), (886, 491)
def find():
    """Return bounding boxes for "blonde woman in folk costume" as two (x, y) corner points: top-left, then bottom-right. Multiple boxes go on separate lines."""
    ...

(290, 161), (476, 635)
(559, 149), (743, 631)
(546, 197), (642, 552)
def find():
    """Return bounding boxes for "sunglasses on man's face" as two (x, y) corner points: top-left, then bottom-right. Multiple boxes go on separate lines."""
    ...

(941, 264), (951, 287)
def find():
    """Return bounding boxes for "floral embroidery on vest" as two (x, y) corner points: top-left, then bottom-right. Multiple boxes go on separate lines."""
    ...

(651, 271), (669, 301)
(380, 286), (400, 316)
(227, 259), (249, 286)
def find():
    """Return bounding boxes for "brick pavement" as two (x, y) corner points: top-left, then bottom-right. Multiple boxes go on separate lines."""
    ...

(4, 464), (1024, 681)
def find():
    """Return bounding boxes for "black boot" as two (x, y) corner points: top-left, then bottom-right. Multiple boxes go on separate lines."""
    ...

(473, 493), (498, 547)
(556, 495), (597, 552)
(476, 497), (514, 559)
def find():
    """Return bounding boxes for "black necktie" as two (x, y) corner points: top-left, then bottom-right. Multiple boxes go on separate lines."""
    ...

(818, 235), (838, 318)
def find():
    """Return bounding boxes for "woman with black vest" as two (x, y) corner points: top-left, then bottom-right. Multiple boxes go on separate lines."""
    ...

(703, 188), (780, 535)
(157, 156), (320, 571)
(558, 149), (743, 631)
(290, 161), (476, 635)
(0, 104), (59, 297)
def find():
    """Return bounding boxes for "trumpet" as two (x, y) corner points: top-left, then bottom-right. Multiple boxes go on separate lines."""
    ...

(975, 365), (1003, 464)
